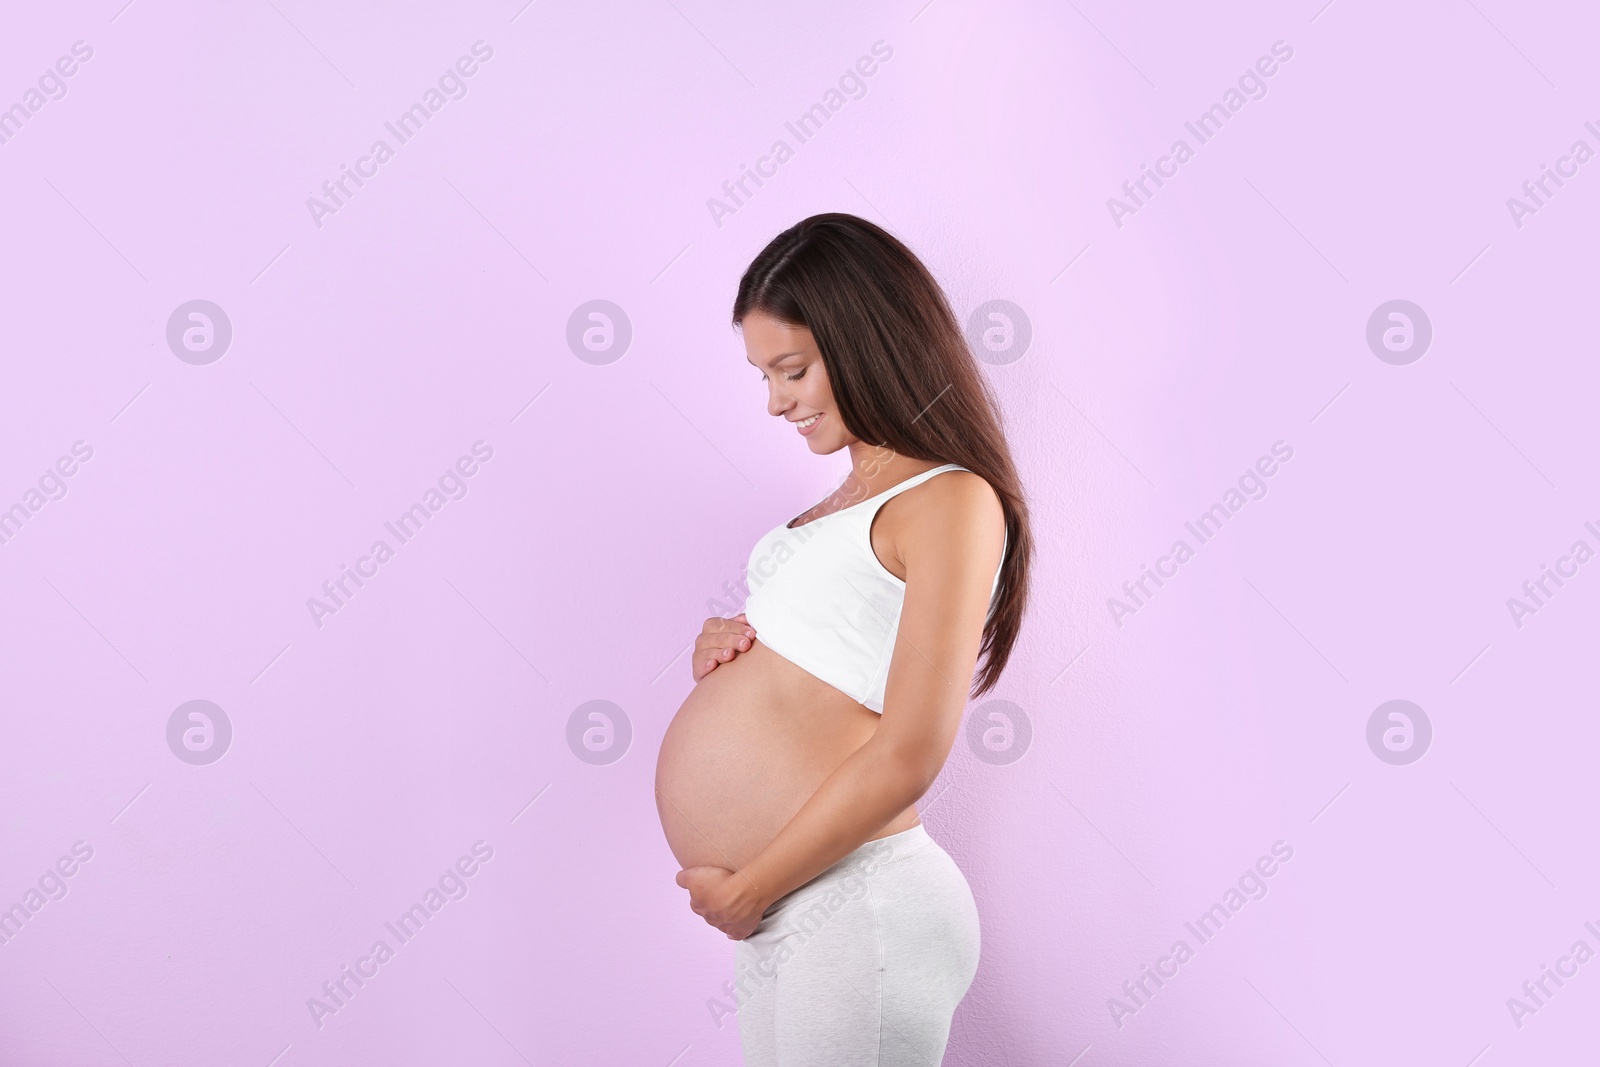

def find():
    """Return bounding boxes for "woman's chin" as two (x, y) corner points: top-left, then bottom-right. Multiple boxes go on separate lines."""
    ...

(806, 433), (844, 455)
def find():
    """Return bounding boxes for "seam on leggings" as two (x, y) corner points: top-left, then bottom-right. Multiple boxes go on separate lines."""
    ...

(866, 863), (886, 1066)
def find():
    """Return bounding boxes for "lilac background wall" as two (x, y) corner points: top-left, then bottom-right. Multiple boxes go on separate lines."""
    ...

(2, 1), (1596, 1064)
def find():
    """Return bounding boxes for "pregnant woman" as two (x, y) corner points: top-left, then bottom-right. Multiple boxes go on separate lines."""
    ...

(655, 213), (1033, 1066)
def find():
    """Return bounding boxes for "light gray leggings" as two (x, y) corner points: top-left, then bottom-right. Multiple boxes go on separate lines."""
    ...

(733, 824), (981, 1066)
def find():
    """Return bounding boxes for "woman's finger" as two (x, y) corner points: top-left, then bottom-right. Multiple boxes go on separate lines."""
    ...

(696, 632), (752, 653)
(705, 616), (756, 639)
(692, 619), (756, 681)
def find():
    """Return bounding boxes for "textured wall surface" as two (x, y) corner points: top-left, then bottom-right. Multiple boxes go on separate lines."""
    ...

(1, 2), (1596, 1064)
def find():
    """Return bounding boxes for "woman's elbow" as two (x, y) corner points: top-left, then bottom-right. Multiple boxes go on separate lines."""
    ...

(874, 739), (946, 799)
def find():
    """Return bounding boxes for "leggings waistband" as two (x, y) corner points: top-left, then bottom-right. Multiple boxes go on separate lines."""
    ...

(765, 823), (937, 914)
(863, 822), (935, 862)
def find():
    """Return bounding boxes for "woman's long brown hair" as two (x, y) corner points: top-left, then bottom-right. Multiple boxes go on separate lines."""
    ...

(732, 212), (1033, 698)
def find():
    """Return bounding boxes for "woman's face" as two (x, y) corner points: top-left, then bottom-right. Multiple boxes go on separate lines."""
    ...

(740, 310), (857, 454)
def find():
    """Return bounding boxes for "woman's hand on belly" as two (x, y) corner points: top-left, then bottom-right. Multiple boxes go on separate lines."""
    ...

(676, 864), (768, 940)
(692, 613), (757, 682)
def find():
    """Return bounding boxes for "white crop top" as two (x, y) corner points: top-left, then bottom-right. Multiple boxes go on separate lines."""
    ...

(740, 463), (1005, 714)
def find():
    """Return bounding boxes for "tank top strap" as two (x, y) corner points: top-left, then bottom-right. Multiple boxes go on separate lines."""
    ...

(861, 462), (969, 516)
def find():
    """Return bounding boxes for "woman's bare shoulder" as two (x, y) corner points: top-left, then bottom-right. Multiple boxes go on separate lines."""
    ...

(883, 468), (1004, 546)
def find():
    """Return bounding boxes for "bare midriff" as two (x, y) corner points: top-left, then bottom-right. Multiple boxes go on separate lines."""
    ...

(655, 639), (921, 873)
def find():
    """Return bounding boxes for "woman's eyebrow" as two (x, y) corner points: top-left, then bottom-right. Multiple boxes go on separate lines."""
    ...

(748, 350), (807, 368)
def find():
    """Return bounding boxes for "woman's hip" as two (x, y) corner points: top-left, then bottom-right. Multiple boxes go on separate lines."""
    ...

(732, 826), (981, 1064)
(734, 824), (980, 981)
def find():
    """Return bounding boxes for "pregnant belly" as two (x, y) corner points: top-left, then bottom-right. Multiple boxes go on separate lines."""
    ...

(655, 640), (916, 872)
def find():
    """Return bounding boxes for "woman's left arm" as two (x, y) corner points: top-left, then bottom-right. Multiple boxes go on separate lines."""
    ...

(676, 473), (1006, 938)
